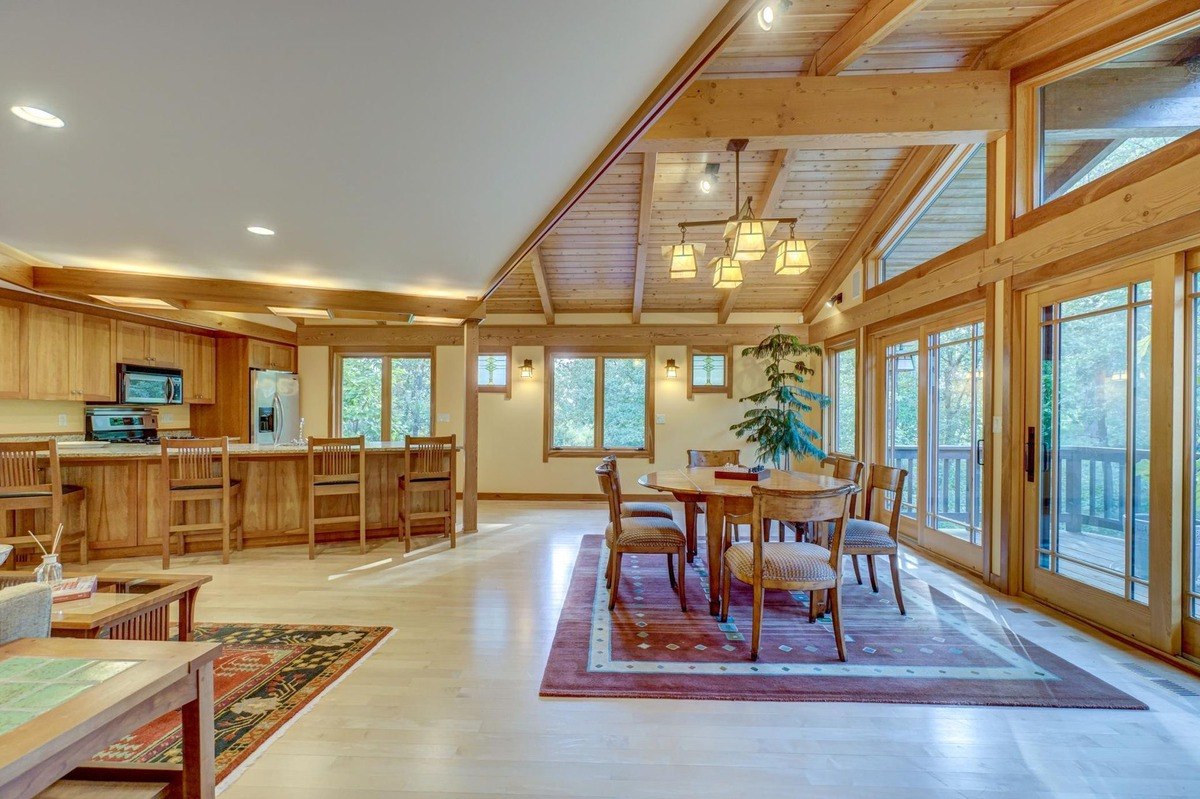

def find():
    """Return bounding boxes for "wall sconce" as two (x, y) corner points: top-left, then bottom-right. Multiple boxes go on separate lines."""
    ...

(665, 359), (678, 379)
(825, 292), (843, 309)
(519, 359), (535, 379)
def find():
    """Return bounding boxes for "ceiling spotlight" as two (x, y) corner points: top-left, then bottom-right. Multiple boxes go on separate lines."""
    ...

(11, 106), (64, 128)
(246, 226), (275, 236)
(699, 177), (713, 194)
(699, 162), (721, 194)
(825, 292), (844, 309)
(757, 4), (775, 31)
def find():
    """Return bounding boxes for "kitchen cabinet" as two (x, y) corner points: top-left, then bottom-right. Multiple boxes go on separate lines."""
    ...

(0, 299), (27, 398)
(117, 321), (179, 368)
(248, 340), (295, 372)
(180, 332), (216, 404)
(26, 305), (115, 401)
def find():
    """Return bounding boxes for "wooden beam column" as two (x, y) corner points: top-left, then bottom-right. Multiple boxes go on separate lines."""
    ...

(529, 247), (555, 325)
(632, 152), (656, 323)
(462, 319), (480, 533)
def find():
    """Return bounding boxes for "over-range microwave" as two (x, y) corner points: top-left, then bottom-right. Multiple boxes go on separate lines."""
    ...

(116, 363), (184, 405)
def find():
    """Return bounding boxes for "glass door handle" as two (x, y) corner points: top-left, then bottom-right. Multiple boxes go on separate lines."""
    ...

(976, 438), (984, 467)
(1024, 427), (1036, 483)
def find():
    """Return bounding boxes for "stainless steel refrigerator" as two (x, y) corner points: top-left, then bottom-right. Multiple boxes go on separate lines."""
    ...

(249, 369), (301, 445)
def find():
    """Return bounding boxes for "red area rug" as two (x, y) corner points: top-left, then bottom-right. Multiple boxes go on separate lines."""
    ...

(94, 623), (392, 789)
(540, 535), (1145, 708)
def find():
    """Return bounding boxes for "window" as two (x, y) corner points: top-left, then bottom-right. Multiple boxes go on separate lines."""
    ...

(477, 349), (511, 397)
(884, 340), (920, 519)
(545, 351), (652, 458)
(1037, 27), (1200, 205)
(829, 344), (857, 456)
(334, 351), (433, 442)
(880, 146), (986, 283)
(687, 345), (732, 399)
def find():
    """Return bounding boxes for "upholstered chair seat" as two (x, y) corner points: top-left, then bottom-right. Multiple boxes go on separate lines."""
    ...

(842, 518), (896, 553)
(620, 501), (675, 520)
(724, 541), (837, 584)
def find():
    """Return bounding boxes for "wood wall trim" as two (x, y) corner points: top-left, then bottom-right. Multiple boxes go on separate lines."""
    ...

(481, 0), (759, 299)
(640, 72), (1010, 153)
(298, 323), (806, 349)
(864, 235), (987, 302)
(462, 320), (479, 533)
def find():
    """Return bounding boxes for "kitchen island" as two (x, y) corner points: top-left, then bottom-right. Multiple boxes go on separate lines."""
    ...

(3, 441), (463, 562)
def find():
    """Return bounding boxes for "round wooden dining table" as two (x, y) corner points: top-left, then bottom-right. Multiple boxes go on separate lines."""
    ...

(638, 466), (858, 615)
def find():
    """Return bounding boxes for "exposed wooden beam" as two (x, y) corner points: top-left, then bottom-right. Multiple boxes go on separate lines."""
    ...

(1043, 67), (1200, 137)
(482, 0), (758, 299)
(528, 247), (555, 325)
(30, 266), (483, 320)
(809, 0), (934, 76)
(632, 152), (656, 324)
(0, 241), (51, 289)
(800, 144), (956, 322)
(639, 72), (1009, 153)
(631, 131), (985, 153)
(718, 148), (796, 323)
(298, 323), (807, 349)
(982, 0), (1169, 71)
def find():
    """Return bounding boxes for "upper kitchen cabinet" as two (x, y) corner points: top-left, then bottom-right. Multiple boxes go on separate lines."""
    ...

(180, 332), (216, 404)
(117, 321), (180, 368)
(26, 304), (115, 401)
(248, 339), (295, 372)
(0, 299), (27, 399)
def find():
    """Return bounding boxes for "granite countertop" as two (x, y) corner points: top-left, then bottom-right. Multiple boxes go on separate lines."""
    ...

(54, 441), (453, 460)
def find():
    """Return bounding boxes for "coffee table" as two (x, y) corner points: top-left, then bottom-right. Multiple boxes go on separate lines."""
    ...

(0, 573), (210, 642)
(0, 637), (221, 799)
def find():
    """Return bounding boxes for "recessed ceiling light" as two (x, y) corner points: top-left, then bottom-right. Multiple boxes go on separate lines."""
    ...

(91, 295), (177, 310)
(11, 106), (65, 128)
(268, 306), (331, 319)
(246, 226), (275, 236)
(699, 178), (713, 194)
(757, 4), (775, 31)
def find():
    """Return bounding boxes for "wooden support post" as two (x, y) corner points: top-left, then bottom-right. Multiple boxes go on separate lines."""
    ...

(462, 319), (479, 533)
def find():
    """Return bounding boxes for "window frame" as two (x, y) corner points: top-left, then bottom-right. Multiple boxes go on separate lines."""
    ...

(825, 337), (859, 458)
(543, 347), (654, 461)
(477, 346), (512, 398)
(329, 346), (437, 442)
(686, 344), (733, 399)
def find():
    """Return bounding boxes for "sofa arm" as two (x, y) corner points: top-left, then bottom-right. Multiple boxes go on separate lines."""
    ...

(0, 583), (53, 644)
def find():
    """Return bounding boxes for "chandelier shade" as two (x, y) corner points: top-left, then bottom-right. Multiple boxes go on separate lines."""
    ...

(709, 254), (743, 289)
(662, 242), (705, 279)
(725, 219), (778, 262)
(773, 236), (811, 276)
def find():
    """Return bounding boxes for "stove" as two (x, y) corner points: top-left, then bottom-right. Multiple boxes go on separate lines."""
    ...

(85, 407), (167, 444)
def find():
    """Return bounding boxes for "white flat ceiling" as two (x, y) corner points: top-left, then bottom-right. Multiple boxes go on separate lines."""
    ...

(0, 0), (724, 297)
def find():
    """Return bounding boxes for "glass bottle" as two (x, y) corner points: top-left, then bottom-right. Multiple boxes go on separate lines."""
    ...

(35, 553), (62, 583)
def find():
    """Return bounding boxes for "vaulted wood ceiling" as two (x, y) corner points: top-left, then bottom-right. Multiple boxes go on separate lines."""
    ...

(489, 0), (1075, 320)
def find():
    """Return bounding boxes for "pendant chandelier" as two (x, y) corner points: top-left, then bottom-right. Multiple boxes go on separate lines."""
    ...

(664, 139), (809, 289)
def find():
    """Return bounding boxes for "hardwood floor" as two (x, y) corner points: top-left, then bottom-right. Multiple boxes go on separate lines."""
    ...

(88, 502), (1200, 798)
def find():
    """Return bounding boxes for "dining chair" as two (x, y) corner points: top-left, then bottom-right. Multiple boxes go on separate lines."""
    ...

(306, 436), (366, 559)
(720, 482), (855, 661)
(399, 435), (457, 552)
(596, 458), (687, 612)
(603, 455), (674, 521)
(685, 449), (772, 552)
(782, 455), (864, 546)
(842, 464), (908, 614)
(0, 440), (88, 567)
(160, 438), (243, 569)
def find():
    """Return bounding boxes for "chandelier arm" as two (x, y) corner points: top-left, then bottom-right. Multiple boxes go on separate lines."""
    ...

(678, 219), (738, 230)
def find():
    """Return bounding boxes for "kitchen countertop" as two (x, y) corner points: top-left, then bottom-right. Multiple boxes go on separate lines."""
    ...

(54, 441), (459, 460)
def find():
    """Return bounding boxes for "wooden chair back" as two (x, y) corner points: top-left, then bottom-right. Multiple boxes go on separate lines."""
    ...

(823, 455), (864, 516)
(595, 459), (623, 534)
(687, 449), (741, 468)
(0, 441), (59, 497)
(404, 435), (456, 481)
(160, 438), (230, 490)
(308, 436), (365, 485)
(600, 454), (625, 505)
(862, 464), (908, 540)
(750, 484), (855, 573)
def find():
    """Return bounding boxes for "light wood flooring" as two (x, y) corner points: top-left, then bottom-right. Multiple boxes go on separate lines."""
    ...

(89, 502), (1200, 799)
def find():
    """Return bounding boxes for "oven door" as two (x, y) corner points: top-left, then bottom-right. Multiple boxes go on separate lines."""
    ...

(120, 369), (183, 405)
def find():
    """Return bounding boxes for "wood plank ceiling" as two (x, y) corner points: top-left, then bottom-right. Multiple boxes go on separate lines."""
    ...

(489, 0), (1073, 320)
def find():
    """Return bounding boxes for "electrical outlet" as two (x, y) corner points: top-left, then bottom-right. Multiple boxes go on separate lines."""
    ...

(57, 414), (68, 428)
(437, 413), (451, 423)
(655, 414), (666, 425)
(162, 412), (174, 423)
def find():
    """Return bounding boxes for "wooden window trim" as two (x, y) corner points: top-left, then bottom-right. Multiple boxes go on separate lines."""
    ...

(477, 345), (512, 399)
(686, 344), (733, 400)
(825, 335), (858, 459)
(329, 346), (436, 441)
(543, 347), (654, 462)
(1013, 16), (1200, 220)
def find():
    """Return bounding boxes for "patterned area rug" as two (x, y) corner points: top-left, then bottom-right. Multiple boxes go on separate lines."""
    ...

(95, 623), (392, 790)
(540, 535), (1145, 708)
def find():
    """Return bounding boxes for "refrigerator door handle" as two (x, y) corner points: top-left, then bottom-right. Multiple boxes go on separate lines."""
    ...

(273, 394), (284, 445)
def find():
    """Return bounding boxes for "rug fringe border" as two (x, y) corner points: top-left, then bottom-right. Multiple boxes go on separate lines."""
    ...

(216, 627), (396, 794)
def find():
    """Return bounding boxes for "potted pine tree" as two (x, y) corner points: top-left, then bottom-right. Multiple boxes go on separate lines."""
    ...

(730, 326), (829, 470)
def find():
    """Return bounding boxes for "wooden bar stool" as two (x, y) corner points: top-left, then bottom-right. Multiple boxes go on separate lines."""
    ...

(0, 441), (88, 566)
(398, 435), (456, 553)
(160, 438), (242, 569)
(306, 436), (366, 559)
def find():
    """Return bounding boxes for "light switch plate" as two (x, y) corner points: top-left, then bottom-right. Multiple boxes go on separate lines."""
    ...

(655, 414), (666, 425)
(992, 416), (1001, 433)
(437, 413), (451, 423)
(57, 414), (68, 427)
